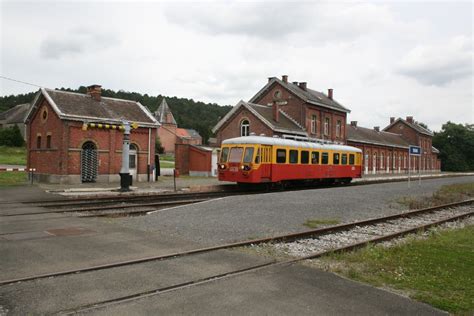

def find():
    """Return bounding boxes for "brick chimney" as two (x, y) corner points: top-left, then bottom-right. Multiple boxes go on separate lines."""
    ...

(87, 84), (102, 102)
(299, 82), (307, 91)
(292, 81), (298, 85)
(374, 126), (380, 132)
(350, 121), (357, 127)
(406, 116), (414, 123)
(390, 117), (395, 124)
(328, 88), (333, 100)
(282, 75), (288, 83)
(272, 101), (279, 122)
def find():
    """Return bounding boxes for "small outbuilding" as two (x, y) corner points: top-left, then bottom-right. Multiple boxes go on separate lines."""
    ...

(25, 85), (159, 184)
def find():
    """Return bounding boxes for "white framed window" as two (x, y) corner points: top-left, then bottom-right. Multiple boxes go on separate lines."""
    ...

(240, 119), (250, 136)
(311, 115), (317, 134)
(380, 152), (384, 169)
(336, 120), (341, 138)
(324, 117), (330, 136)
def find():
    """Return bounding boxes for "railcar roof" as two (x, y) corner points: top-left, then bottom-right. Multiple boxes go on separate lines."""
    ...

(222, 136), (362, 153)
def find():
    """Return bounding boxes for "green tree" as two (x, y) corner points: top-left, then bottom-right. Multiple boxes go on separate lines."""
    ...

(433, 122), (474, 171)
(155, 137), (164, 154)
(0, 124), (25, 147)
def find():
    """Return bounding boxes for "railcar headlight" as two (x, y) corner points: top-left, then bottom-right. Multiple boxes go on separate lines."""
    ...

(219, 164), (226, 169)
(241, 165), (251, 171)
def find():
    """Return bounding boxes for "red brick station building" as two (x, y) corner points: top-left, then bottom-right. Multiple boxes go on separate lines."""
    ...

(213, 75), (441, 174)
(25, 85), (159, 183)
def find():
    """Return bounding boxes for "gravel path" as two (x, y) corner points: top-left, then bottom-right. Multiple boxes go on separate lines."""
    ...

(111, 176), (474, 246)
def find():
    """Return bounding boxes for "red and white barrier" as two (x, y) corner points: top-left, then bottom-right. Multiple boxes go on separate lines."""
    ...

(0, 168), (35, 172)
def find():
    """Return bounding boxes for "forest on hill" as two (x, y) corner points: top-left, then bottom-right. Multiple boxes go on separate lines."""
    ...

(0, 87), (233, 143)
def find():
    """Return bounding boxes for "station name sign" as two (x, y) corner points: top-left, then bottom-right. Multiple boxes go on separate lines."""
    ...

(409, 145), (421, 156)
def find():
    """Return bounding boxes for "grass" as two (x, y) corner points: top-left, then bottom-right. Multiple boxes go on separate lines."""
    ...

(397, 182), (474, 209)
(303, 218), (340, 228)
(159, 161), (175, 168)
(159, 154), (175, 162)
(0, 146), (26, 165)
(0, 172), (28, 187)
(315, 226), (474, 314)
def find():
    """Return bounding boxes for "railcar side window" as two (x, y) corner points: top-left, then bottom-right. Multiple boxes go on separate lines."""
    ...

(255, 148), (260, 164)
(341, 153), (347, 165)
(333, 153), (340, 165)
(301, 151), (309, 164)
(220, 147), (229, 163)
(243, 147), (254, 163)
(276, 149), (286, 164)
(322, 152), (329, 164)
(229, 147), (244, 163)
(349, 154), (355, 165)
(311, 151), (320, 164)
(289, 150), (298, 164)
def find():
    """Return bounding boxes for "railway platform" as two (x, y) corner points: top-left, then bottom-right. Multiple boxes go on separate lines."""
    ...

(35, 171), (474, 198)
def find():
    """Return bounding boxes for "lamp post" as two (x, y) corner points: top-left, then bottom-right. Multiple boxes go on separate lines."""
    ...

(119, 121), (132, 191)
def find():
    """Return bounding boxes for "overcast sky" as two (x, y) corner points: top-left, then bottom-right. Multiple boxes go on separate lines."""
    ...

(1, 0), (472, 131)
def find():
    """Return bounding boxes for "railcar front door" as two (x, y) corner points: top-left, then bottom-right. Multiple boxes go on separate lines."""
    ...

(260, 145), (272, 181)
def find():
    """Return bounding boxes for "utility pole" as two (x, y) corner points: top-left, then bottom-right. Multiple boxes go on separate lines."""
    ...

(119, 121), (132, 192)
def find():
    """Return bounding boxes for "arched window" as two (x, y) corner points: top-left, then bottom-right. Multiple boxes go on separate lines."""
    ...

(46, 135), (52, 149)
(36, 135), (41, 149)
(380, 152), (384, 169)
(240, 119), (250, 136)
(129, 144), (138, 169)
(81, 141), (98, 183)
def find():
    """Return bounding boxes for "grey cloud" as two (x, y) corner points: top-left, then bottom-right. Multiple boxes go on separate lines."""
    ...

(397, 38), (473, 86)
(163, 3), (313, 39)
(163, 2), (398, 43)
(40, 29), (120, 59)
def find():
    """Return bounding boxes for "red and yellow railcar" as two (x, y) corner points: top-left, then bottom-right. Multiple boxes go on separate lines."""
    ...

(218, 136), (362, 185)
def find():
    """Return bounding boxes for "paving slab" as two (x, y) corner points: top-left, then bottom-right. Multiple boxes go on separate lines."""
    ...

(0, 249), (270, 315)
(0, 213), (200, 280)
(83, 262), (445, 316)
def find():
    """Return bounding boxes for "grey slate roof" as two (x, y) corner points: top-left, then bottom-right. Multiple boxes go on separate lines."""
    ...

(0, 103), (30, 123)
(383, 118), (433, 136)
(249, 77), (350, 113)
(212, 100), (307, 136)
(347, 124), (411, 148)
(25, 88), (158, 126)
(154, 99), (177, 125)
(185, 129), (201, 139)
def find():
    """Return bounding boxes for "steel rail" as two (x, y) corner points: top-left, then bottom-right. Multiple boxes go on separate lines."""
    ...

(1, 199), (209, 217)
(58, 204), (474, 315)
(1, 199), (471, 287)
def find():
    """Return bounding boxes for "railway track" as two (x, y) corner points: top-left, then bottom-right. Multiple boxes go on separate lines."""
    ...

(3, 172), (462, 207)
(2, 199), (472, 315)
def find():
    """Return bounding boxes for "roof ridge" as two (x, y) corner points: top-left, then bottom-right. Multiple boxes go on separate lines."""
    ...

(349, 124), (404, 136)
(48, 88), (139, 104)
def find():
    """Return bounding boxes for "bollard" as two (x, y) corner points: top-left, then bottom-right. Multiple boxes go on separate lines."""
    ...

(29, 168), (36, 185)
(173, 169), (177, 192)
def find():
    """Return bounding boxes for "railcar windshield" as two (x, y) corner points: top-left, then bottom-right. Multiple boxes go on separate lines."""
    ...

(243, 147), (254, 163)
(229, 147), (244, 163)
(220, 147), (229, 163)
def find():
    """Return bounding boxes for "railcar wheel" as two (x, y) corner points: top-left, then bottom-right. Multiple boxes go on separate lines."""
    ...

(342, 178), (352, 184)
